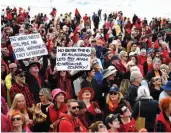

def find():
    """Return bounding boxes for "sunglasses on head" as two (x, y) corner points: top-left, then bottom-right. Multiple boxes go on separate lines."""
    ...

(11, 117), (21, 122)
(72, 106), (80, 110)
(109, 91), (118, 95)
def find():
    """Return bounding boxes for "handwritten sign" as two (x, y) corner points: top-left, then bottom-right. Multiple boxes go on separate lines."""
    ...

(56, 47), (91, 70)
(9, 33), (48, 60)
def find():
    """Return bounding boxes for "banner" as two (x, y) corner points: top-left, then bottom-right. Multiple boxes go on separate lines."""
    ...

(9, 33), (48, 60)
(56, 47), (91, 70)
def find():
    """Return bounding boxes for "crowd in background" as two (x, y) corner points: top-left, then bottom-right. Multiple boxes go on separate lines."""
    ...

(1, 5), (171, 132)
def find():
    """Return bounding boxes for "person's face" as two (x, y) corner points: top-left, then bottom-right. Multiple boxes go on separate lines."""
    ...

(39, 93), (46, 102)
(121, 106), (131, 117)
(153, 62), (161, 70)
(98, 123), (107, 132)
(30, 64), (39, 73)
(17, 97), (25, 110)
(69, 102), (80, 117)
(141, 51), (146, 56)
(108, 52), (113, 59)
(161, 68), (167, 74)
(10, 67), (17, 74)
(89, 69), (95, 77)
(132, 44), (137, 51)
(112, 60), (120, 65)
(82, 90), (91, 99)
(135, 74), (143, 84)
(15, 73), (25, 83)
(11, 115), (23, 127)
(153, 76), (162, 85)
(111, 119), (120, 129)
(147, 57), (152, 64)
(107, 74), (115, 80)
(60, 71), (66, 77)
(122, 54), (128, 61)
(55, 93), (65, 103)
(130, 57), (136, 63)
(109, 91), (119, 101)
(127, 63), (136, 71)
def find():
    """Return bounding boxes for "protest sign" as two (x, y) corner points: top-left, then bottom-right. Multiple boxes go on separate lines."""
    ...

(56, 47), (91, 70)
(9, 33), (48, 60)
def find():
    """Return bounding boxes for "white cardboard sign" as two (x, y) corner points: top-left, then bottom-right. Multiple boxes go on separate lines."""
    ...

(9, 33), (48, 60)
(56, 47), (91, 70)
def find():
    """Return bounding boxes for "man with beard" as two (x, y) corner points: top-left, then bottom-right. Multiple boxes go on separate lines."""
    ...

(58, 99), (87, 132)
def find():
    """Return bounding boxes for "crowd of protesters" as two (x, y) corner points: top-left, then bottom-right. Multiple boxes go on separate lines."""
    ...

(1, 5), (171, 132)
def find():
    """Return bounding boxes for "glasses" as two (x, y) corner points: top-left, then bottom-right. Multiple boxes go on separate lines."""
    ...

(72, 106), (80, 110)
(98, 124), (105, 129)
(10, 67), (17, 70)
(39, 95), (44, 97)
(129, 64), (135, 67)
(11, 117), (21, 122)
(18, 74), (25, 78)
(109, 92), (118, 95)
(154, 78), (161, 81)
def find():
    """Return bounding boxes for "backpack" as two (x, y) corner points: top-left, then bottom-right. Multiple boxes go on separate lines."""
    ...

(52, 116), (71, 132)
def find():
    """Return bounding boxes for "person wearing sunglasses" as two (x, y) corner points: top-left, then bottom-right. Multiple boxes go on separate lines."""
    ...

(10, 110), (26, 132)
(32, 88), (52, 132)
(89, 121), (108, 133)
(57, 99), (87, 132)
(10, 69), (35, 108)
(149, 76), (163, 101)
(117, 104), (136, 132)
(104, 86), (132, 123)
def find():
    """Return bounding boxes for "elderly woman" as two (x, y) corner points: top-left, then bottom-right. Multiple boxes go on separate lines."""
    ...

(9, 110), (27, 132)
(103, 86), (132, 123)
(33, 88), (52, 132)
(155, 97), (171, 132)
(78, 87), (102, 126)
(132, 85), (160, 132)
(160, 64), (170, 85)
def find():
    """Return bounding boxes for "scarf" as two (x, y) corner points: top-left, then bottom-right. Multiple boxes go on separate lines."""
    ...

(108, 100), (119, 112)
(58, 78), (73, 100)
(33, 74), (41, 88)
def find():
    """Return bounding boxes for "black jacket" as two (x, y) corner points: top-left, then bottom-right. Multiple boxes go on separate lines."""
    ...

(132, 97), (160, 132)
(127, 84), (139, 108)
(19, 55), (48, 103)
(146, 69), (162, 81)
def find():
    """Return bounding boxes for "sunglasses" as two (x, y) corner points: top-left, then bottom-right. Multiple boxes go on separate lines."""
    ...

(154, 78), (161, 81)
(72, 106), (80, 110)
(39, 95), (44, 97)
(109, 92), (118, 95)
(18, 74), (25, 77)
(11, 117), (21, 122)
(98, 124), (105, 129)
(129, 65), (135, 67)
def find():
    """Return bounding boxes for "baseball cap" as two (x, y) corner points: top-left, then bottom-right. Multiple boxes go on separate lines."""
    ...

(109, 86), (119, 93)
(105, 114), (119, 124)
(14, 69), (25, 76)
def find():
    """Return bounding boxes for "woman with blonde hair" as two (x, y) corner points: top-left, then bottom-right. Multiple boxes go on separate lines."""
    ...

(8, 93), (32, 131)
(103, 86), (132, 123)
(32, 88), (52, 132)
(119, 79), (131, 98)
